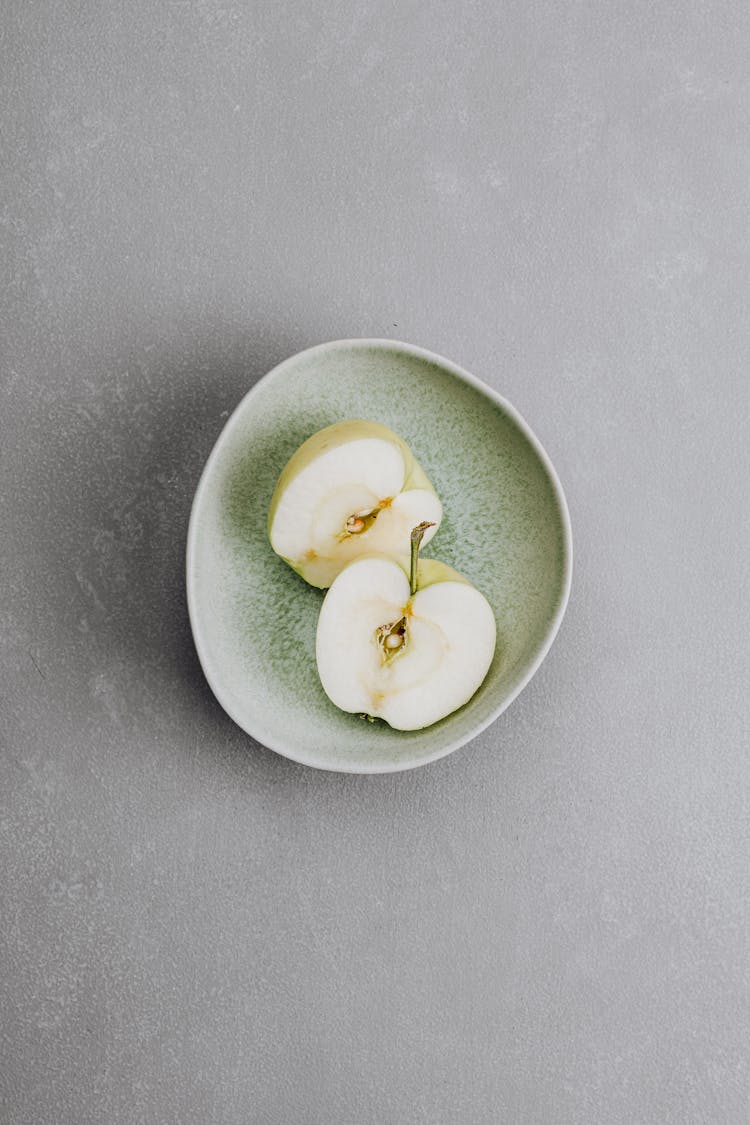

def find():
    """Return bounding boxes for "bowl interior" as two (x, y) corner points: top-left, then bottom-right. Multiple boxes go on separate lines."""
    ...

(188, 341), (570, 772)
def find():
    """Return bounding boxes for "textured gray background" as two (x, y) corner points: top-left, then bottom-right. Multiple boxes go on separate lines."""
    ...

(2, 1), (749, 1122)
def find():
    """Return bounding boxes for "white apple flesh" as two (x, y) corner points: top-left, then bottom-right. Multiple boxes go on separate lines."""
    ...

(316, 549), (496, 731)
(268, 420), (442, 588)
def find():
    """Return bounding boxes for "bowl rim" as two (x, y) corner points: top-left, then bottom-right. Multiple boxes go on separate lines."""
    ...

(186, 337), (573, 774)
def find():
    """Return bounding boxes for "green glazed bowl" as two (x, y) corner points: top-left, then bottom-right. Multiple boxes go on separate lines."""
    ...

(187, 339), (572, 773)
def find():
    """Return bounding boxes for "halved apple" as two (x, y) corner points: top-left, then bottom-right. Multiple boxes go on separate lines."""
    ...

(268, 420), (442, 588)
(316, 523), (496, 730)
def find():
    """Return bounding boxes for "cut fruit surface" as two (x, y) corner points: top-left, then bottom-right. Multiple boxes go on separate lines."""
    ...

(316, 554), (497, 731)
(268, 420), (442, 588)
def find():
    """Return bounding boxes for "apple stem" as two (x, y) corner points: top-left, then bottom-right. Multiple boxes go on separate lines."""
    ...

(410, 522), (435, 596)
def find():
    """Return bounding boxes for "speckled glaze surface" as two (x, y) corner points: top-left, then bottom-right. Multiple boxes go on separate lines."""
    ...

(187, 339), (572, 772)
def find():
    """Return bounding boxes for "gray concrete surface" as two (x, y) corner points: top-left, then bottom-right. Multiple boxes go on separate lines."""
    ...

(2, 1), (750, 1122)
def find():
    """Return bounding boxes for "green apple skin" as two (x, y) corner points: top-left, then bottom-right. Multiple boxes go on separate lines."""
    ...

(363, 554), (471, 596)
(267, 419), (442, 587)
(320, 549), (470, 599)
(411, 557), (469, 590)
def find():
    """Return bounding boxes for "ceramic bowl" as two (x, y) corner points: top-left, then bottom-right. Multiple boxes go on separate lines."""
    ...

(186, 339), (572, 773)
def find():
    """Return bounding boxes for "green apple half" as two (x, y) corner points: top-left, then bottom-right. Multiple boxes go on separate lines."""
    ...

(316, 524), (496, 730)
(268, 420), (443, 588)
